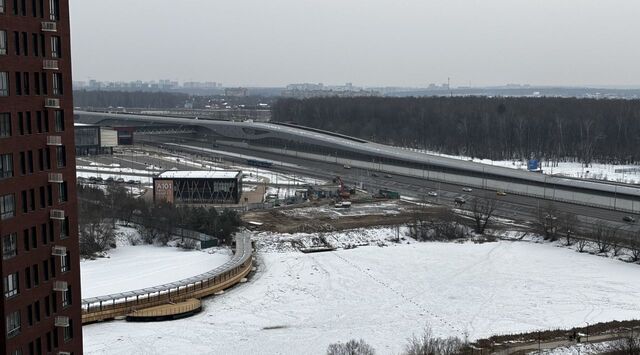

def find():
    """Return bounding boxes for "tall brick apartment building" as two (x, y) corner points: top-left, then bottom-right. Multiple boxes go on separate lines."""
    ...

(1, 0), (82, 354)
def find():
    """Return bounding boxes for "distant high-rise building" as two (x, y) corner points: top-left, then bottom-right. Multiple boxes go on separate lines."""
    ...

(0, 0), (83, 353)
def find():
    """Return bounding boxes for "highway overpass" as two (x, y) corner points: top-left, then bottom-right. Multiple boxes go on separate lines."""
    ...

(75, 110), (640, 214)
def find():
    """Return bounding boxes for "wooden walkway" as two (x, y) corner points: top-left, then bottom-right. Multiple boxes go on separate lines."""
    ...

(126, 299), (202, 322)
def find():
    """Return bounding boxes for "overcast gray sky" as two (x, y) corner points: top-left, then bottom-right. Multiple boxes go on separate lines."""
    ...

(70, 0), (640, 87)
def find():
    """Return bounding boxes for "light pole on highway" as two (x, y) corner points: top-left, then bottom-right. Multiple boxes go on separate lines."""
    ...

(585, 321), (589, 342)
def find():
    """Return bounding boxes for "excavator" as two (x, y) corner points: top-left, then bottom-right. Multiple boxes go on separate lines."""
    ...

(333, 176), (352, 208)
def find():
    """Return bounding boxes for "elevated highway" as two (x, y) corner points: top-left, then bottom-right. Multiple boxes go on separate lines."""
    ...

(75, 110), (640, 215)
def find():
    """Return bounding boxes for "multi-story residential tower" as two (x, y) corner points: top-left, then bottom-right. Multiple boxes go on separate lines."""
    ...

(1, 0), (82, 354)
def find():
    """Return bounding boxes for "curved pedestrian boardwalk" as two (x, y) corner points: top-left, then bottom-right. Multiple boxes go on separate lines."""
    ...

(81, 233), (253, 324)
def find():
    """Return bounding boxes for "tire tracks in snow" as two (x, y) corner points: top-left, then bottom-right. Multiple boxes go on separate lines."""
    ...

(330, 251), (463, 334)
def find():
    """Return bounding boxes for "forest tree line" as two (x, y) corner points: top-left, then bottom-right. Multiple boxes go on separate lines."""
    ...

(74, 90), (189, 109)
(272, 97), (640, 164)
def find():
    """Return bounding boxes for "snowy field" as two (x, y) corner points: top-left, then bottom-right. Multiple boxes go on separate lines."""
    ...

(81, 227), (232, 298)
(83, 239), (640, 354)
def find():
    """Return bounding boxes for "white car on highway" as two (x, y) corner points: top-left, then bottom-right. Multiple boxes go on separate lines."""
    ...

(462, 187), (473, 192)
(427, 191), (438, 197)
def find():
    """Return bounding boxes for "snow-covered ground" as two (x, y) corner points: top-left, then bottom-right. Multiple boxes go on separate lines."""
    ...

(83, 237), (640, 354)
(80, 227), (232, 299)
(400, 147), (640, 184)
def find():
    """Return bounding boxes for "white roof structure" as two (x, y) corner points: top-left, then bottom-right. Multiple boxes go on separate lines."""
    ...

(157, 170), (241, 180)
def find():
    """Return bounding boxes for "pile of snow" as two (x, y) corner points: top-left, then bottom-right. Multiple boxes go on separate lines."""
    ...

(83, 239), (640, 355)
(253, 226), (411, 253)
(534, 341), (618, 355)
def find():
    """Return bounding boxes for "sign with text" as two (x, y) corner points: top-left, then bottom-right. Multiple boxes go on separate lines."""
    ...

(154, 179), (174, 204)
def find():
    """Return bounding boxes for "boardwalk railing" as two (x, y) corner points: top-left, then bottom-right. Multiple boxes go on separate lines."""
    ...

(81, 233), (253, 324)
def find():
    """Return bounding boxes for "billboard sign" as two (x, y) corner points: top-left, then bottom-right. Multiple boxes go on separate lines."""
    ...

(155, 179), (174, 203)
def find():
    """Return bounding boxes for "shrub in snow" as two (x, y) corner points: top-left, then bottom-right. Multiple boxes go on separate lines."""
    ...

(611, 333), (640, 355)
(327, 339), (376, 355)
(403, 326), (466, 355)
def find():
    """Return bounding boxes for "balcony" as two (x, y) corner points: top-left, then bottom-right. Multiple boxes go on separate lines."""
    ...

(48, 172), (64, 183)
(45, 98), (60, 108)
(53, 281), (69, 292)
(50, 209), (65, 220)
(52, 245), (67, 257)
(54, 316), (69, 327)
(43, 59), (59, 70)
(41, 21), (57, 32)
(47, 136), (62, 146)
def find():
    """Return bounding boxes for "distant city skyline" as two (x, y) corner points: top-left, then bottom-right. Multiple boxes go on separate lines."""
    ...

(71, 0), (640, 87)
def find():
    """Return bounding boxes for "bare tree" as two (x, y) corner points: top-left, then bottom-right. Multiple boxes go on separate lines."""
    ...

(558, 212), (579, 246)
(327, 339), (376, 355)
(576, 238), (589, 253)
(403, 326), (465, 355)
(535, 203), (559, 241)
(592, 223), (614, 254)
(610, 332), (640, 355)
(470, 197), (498, 235)
(630, 241), (640, 262)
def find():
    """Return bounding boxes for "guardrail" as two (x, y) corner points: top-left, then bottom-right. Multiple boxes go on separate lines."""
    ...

(81, 233), (253, 324)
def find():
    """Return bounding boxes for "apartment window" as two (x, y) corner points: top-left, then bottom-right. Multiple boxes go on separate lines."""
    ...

(41, 71), (47, 95)
(25, 111), (32, 134)
(36, 111), (43, 132)
(18, 112), (24, 134)
(23, 230), (29, 251)
(15, 72), (22, 95)
(50, 35), (60, 58)
(56, 145), (65, 167)
(0, 72), (8, 96)
(4, 272), (19, 298)
(32, 264), (39, 286)
(6, 311), (21, 338)
(34, 301), (40, 323)
(43, 110), (49, 131)
(31, 33), (38, 56)
(13, 31), (19, 55)
(38, 149), (44, 171)
(27, 150), (33, 173)
(3, 236), (17, 261)
(21, 190), (27, 213)
(0, 30), (6, 55)
(34, 72), (41, 95)
(44, 296), (50, 316)
(30, 226), (37, 248)
(62, 286), (71, 307)
(60, 251), (69, 272)
(2, 233), (17, 259)
(21, 31), (27, 56)
(19, 151), (25, 174)
(54, 110), (64, 131)
(0, 153), (13, 179)
(41, 223), (47, 244)
(22, 72), (29, 95)
(24, 266), (31, 289)
(17, 0), (26, 16)
(63, 319), (73, 342)
(60, 216), (69, 239)
(0, 193), (15, 220)
(39, 186), (45, 208)
(27, 305), (32, 325)
(47, 184), (52, 206)
(48, 0), (58, 20)
(42, 260), (49, 281)
(52, 72), (63, 95)
(0, 0), (5, 13)
(45, 147), (51, 169)
(58, 181), (67, 202)
(0, 113), (10, 136)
